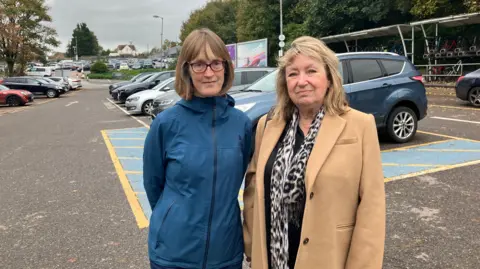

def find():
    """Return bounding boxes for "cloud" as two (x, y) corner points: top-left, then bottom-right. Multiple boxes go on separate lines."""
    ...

(48, 0), (208, 52)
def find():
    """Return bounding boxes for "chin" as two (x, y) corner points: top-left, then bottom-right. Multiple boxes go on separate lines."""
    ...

(197, 88), (222, 97)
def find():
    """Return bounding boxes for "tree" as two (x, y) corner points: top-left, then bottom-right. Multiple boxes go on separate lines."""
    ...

(0, 0), (59, 75)
(65, 22), (100, 58)
(180, 0), (238, 44)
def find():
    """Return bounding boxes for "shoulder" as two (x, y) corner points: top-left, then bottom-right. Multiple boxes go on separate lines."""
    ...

(340, 107), (374, 125)
(150, 105), (183, 131)
(230, 107), (253, 128)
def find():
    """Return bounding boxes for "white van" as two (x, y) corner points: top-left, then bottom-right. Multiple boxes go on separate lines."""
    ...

(25, 66), (53, 77)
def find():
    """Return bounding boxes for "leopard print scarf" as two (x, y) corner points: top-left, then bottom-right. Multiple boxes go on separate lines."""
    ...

(270, 107), (325, 269)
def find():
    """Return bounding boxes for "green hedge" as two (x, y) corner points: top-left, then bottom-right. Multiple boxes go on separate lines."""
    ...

(91, 61), (109, 73)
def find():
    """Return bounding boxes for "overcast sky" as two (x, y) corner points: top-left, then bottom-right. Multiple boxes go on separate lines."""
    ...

(46, 0), (208, 53)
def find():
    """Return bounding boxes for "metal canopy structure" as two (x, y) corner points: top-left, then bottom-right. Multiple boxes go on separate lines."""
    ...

(320, 12), (480, 65)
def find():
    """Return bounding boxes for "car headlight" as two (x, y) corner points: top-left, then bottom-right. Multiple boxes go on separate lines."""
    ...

(127, 96), (140, 102)
(158, 99), (174, 106)
(235, 103), (256, 112)
(56, 85), (62, 89)
(21, 91), (28, 95)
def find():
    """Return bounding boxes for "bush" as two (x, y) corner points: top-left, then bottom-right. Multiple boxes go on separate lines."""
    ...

(88, 73), (114, 79)
(91, 61), (108, 73)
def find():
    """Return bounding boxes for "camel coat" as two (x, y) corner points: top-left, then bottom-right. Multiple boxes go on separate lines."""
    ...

(243, 108), (386, 269)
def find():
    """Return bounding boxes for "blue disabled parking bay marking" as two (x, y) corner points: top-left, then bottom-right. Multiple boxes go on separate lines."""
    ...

(382, 139), (480, 180)
(105, 127), (480, 227)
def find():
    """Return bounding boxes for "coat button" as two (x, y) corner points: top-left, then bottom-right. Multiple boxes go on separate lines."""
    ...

(309, 192), (314, 199)
(303, 238), (309, 245)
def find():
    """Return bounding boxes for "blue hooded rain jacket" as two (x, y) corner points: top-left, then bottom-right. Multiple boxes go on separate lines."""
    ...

(143, 94), (252, 269)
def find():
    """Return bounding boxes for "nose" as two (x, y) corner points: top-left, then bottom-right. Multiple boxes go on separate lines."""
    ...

(204, 66), (215, 77)
(297, 72), (308, 87)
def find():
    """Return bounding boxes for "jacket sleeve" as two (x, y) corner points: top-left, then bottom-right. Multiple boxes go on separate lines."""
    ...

(143, 118), (166, 210)
(346, 114), (386, 269)
(243, 115), (267, 260)
(243, 119), (253, 174)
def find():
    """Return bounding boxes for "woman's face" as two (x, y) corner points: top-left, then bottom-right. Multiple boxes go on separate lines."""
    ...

(189, 44), (225, 98)
(285, 54), (330, 110)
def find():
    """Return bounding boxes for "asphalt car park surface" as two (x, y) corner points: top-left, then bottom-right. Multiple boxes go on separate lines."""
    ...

(0, 82), (478, 268)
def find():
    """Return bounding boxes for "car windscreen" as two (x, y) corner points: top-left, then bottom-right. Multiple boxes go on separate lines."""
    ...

(243, 69), (278, 92)
(0, 84), (10, 91)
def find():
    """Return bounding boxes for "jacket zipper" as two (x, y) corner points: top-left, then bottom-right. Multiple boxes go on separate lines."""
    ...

(203, 101), (217, 269)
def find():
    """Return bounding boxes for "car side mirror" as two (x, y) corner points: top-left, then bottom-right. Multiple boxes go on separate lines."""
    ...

(163, 87), (171, 91)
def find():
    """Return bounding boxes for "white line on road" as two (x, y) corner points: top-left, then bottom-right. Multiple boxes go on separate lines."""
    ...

(431, 116), (480, 125)
(106, 98), (150, 129)
(65, 101), (79, 107)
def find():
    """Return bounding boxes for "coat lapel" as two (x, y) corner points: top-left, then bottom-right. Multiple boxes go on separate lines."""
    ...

(255, 117), (286, 196)
(305, 113), (346, 193)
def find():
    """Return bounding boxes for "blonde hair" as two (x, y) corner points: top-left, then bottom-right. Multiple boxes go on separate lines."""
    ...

(274, 36), (349, 121)
(175, 28), (234, 100)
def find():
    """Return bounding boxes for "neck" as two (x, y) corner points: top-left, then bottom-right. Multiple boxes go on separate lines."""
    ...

(297, 105), (321, 133)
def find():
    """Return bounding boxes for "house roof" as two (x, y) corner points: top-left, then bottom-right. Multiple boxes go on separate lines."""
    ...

(117, 44), (137, 51)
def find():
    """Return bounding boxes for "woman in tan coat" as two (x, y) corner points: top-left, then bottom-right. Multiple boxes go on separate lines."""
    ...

(243, 36), (386, 269)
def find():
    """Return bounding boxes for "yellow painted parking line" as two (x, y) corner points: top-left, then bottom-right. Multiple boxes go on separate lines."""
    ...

(381, 139), (454, 152)
(417, 130), (480, 142)
(118, 157), (142, 160)
(429, 104), (480, 111)
(385, 159), (480, 183)
(382, 163), (442, 167)
(109, 138), (145, 140)
(125, 170), (143, 174)
(114, 146), (144, 149)
(101, 130), (149, 229)
(415, 149), (480, 152)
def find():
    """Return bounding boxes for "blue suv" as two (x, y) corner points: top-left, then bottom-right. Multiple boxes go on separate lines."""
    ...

(233, 52), (428, 143)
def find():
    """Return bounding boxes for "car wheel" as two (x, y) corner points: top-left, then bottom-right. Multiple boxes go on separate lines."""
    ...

(142, 100), (153, 115)
(468, 87), (480, 107)
(386, 106), (418, 143)
(46, 89), (57, 98)
(6, 95), (22, 106)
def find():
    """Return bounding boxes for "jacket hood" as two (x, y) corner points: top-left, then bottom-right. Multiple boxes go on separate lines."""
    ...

(178, 94), (234, 112)
(177, 94), (235, 120)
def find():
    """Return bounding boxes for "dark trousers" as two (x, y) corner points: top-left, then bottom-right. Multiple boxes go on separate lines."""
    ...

(150, 260), (242, 269)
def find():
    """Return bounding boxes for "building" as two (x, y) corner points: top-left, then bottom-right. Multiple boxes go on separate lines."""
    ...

(116, 44), (138, 57)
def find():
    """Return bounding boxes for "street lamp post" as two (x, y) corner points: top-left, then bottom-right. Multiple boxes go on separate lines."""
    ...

(153, 15), (164, 57)
(279, 0), (285, 57)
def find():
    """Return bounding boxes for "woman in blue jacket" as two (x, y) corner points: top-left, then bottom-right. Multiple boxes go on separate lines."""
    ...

(143, 28), (252, 269)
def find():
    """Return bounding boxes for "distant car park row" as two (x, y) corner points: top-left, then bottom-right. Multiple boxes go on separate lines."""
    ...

(0, 76), (82, 106)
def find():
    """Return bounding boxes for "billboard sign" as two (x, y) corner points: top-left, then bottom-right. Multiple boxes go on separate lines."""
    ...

(226, 44), (237, 68)
(236, 38), (268, 67)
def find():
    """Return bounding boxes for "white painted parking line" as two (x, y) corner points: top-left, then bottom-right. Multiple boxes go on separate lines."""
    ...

(431, 116), (480, 125)
(65, 101), (79, 107)
(106, 98), (150, 129)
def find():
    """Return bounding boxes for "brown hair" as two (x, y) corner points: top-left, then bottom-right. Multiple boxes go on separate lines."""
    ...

(274, 36), (349, 121)
(175, 28), (234, 100)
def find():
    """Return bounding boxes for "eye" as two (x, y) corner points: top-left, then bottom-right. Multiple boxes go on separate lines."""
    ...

(307, 69), (317, 74)
(287, 72), (297, 77)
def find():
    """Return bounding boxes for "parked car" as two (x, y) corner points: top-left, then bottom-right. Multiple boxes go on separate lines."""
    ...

(49, 77), (70, 92)
(115, 71), (175, 103)
(35, 77), (68, 94)
(233, 52), (428, 143)
(150, 90), (181, 120)
(230, 67), (276, 92)
(1, 77), (64, 98)
(0, 84), (33, 106)
(125, 77), (176, 115)
(109, 72), (154, 94)
(119, 63), (129, 70)
(25, 66), (53, 77)
(455, 68), (480, 107)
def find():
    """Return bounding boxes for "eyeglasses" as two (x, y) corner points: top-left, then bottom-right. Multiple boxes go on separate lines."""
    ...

(188, 60), (225, 73)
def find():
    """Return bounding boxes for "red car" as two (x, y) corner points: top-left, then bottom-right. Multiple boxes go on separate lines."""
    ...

(0, 84), (34, 106)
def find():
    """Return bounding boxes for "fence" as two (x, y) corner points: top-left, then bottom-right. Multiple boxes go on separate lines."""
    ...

(415, 61), (480, 82)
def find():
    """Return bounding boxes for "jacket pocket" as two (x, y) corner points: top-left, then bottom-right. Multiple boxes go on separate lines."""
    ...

(335, 137), (358, 145)
(155, 200), (175, 249)
(336, 223), (355, 230)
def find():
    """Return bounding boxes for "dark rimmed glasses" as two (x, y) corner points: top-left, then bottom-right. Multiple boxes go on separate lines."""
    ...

(188, 60), (225, 73)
